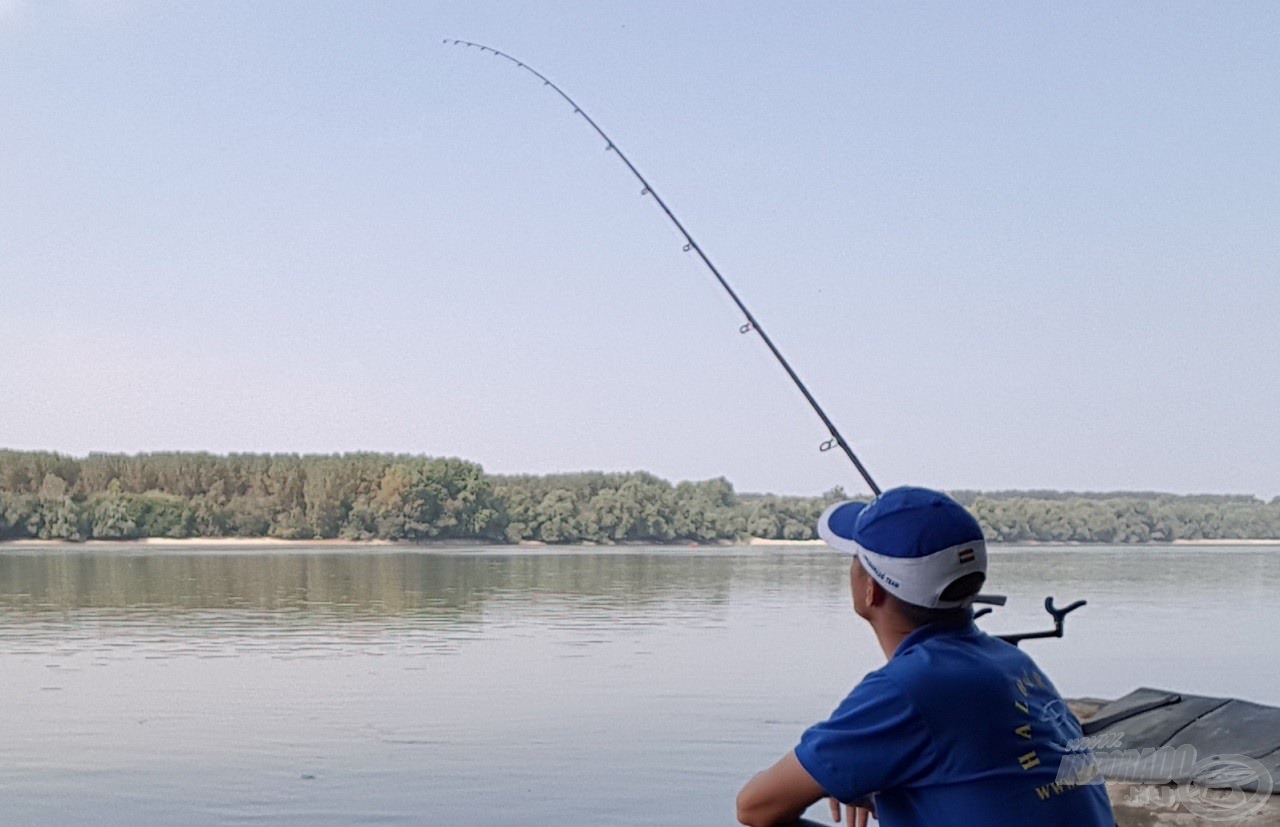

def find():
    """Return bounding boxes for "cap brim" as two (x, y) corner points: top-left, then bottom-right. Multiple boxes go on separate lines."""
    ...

(817, 500), (868, 555)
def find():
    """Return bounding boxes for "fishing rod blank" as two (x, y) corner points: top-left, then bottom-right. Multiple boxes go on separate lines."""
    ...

(445, 39), (881, 497)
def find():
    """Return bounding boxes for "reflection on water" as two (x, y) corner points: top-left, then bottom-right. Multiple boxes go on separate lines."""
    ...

(0, 549), (742, 613)
(0, 551), (729, 663)
(1, 545), (1277, 826)
(0, 549), (840, 653)
(0, 548), (861, 614)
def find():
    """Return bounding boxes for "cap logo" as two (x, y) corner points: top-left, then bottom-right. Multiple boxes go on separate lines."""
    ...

(958, 547), (976, 564)
(861, 555), (901, 589)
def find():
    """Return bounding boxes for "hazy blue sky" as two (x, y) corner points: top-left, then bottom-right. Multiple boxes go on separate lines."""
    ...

(2, 1), (1277, 497)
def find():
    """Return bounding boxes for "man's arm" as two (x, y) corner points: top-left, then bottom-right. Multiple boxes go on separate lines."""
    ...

(736, 749), (828, 827)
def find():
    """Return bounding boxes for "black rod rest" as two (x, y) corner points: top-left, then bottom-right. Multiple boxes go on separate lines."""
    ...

(977, 596), (1087, 647)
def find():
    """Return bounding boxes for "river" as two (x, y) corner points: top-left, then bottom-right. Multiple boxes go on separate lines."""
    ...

(2, 545), (1276, 825)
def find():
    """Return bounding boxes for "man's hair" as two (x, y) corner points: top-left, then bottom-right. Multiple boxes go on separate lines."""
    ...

(888, 571), (986, 628)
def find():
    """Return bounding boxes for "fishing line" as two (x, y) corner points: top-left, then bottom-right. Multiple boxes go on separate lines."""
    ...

(446, 39), (881, 496)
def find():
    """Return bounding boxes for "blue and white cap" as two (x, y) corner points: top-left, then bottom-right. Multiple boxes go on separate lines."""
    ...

(817, 486), (987, 609)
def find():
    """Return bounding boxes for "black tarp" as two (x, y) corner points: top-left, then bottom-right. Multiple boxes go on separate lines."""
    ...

(1081, 687), (1280, 794)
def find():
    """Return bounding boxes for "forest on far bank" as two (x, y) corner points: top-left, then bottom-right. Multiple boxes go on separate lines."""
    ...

(0, 451), (1276, 545)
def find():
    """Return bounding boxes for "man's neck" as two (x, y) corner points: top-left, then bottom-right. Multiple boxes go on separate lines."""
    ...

(873, 613), (975, 661)
(871, 615), (918, 660)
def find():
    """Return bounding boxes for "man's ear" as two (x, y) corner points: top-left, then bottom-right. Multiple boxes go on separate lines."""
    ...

(867, 578), (888, 608)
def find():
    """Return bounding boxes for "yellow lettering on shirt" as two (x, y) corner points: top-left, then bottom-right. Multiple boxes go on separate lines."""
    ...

(1019, 751), (1041, 771)
(1016, 724), (1032, 739)
(1035, 782), (1064, 800)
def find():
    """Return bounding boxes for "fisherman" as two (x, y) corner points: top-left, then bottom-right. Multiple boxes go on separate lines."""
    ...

(736, 486), (1114, 827)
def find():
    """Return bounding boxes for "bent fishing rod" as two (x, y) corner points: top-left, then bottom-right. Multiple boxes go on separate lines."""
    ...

(446, 39), (881, 497)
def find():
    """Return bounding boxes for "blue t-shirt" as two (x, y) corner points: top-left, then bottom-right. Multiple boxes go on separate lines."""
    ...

(795, 620), (1113, 827)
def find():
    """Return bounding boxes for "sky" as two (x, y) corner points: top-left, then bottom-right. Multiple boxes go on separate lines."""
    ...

(1, 1), (1277, 498)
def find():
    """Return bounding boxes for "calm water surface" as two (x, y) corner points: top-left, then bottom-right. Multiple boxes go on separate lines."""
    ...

(2, 545), (1277, 826)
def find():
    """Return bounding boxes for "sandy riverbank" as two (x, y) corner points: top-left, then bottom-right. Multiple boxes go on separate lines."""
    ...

(0, 537), (400, 549)
(1170, 538), (1280, 546)
(1, 537), (1277, 549)
(746, 538), (826, 546)
(746, 538), (1280, 548)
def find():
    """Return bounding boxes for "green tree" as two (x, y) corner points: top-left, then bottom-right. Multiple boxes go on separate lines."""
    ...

(88, 485), (140, 539)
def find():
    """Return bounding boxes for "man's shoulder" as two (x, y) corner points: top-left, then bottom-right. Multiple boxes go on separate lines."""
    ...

(851, 662), (903, 694)
(830, 662), (925, 728)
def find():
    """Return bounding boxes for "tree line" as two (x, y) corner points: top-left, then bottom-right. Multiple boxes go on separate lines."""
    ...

(0, 451), (1276, 545)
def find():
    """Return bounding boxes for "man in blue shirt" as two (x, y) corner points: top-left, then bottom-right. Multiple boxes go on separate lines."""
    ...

(736, 487), (1113, 827)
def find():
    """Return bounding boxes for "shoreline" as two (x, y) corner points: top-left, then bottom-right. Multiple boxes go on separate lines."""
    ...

(1, 537), (1278, 549)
